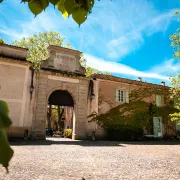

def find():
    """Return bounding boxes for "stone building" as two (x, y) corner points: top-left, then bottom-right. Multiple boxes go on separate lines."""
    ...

(89, 74), (176, 138)
(0, 44), (177, 139)
(0, 44), (90, 140)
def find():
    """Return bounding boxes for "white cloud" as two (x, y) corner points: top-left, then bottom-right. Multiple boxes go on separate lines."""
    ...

(85, 54), (170, 81)
(107, 8), (175, 60)
(149, 59), (180, 76)
(0, 0), (176, 60)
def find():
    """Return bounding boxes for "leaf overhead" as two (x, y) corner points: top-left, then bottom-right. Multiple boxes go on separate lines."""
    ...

(49, 0), (59, 6)
(56, 0), (68, 19)
(28, 0), (49, 16)
(0, 0), (96, 25)
(72, 7), (88, 26)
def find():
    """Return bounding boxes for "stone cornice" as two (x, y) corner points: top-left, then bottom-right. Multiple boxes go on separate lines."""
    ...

(48, 45), (82, 56)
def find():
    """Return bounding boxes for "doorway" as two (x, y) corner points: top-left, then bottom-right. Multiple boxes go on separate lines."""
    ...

(153, 117), (162, 137)
(47, 90), (74, 138)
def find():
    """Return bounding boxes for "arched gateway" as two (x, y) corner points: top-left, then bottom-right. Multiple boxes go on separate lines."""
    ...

(31, 45), (89, 140)
(48, 90), (74, 106)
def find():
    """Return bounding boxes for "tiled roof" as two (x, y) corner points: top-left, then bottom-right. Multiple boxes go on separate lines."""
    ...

(91, 74), (169, 88)
(0, 44), (28, 51)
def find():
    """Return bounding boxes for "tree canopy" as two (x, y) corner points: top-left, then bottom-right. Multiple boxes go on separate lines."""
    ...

(12, 31), (72, 70)
(0, 38), (5, 44)
(0, 0), (96, 26)
(169, 11), (180, 123)
(12, 31), (112, 76)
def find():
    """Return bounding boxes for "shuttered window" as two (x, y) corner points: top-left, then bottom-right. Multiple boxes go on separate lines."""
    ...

(115, 89), (129, 103)
(156, 94), (162, 107)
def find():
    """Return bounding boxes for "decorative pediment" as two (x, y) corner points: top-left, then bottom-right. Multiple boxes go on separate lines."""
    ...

(41, 45), (85, 75)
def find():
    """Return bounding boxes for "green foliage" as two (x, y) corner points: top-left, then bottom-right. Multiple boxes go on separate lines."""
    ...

(0, 38), (5, 44)
(0, 0), (95, 26)
(12, 31), (70, 70)
(63, 129), (72, 138)
(0, 100), (14, 173)
(169, 11), (180, 122)
(88, 87), (178, 140)
(85, 66), (101, 77)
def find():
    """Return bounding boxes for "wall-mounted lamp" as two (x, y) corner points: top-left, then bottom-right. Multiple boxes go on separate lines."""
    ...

(30, 86), (34, 95)
(90, 93), (95, 100)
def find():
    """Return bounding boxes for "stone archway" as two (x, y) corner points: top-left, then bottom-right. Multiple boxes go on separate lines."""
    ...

(48, 90), (74, 106)
(47, 89), (76, 139)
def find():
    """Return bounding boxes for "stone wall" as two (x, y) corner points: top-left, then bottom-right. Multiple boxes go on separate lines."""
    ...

(0, 59), (33, 137)
(32, 70), (89, 139)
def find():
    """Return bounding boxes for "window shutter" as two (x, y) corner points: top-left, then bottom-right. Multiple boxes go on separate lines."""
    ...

(115, 88), (119, 102)
(156, 95), (162, 107)
(125, 90), (129, 103)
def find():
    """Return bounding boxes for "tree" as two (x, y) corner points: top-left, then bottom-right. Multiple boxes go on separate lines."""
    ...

(169, 11), (180, 123)
(12, 31), (71, 70)
(0, 38), (5, 44)
(12, 31), (112, 76)
(0, 0), (96, 26)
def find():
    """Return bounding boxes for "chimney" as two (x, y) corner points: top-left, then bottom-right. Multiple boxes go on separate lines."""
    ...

(161, 81), (165, 86)
(138, 77), (142, 82)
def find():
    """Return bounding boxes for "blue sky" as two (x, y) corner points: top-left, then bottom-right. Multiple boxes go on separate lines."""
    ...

(0, 0), (179, 85)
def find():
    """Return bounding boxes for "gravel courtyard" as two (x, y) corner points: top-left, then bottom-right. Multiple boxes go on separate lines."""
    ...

(1, 138), (180, 180)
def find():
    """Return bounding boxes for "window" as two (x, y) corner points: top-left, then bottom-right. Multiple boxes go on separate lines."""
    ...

(115, 89), (129, 103)
(156, 94), (162, 107)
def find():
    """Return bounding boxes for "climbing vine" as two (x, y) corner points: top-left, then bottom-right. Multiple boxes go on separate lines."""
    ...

(88, 86), (178, 140)
(0, 0), (96, 26)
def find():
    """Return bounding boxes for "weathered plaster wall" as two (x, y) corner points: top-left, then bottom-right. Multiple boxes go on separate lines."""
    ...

(97, 79), (158, 114)
(0, 60), (33, 137)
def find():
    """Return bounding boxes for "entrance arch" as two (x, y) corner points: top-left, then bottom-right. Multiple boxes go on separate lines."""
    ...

(48, 90), (74, 106)
(47, 90), (75, 139)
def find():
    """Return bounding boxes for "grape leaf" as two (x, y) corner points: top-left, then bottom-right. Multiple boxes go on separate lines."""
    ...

(49, 0), (60, 6)
(64, 0), (80, 16)
(0, 130), (14, 173)
(0, 100), (11, 129)
(0, 100), (13, 173)
(72, 7), (88, 26)
(28, 0), (49, 16)
(56, 0), (68, 19)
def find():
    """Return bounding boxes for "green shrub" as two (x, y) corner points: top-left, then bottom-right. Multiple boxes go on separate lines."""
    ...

(63, 129), (72, 138)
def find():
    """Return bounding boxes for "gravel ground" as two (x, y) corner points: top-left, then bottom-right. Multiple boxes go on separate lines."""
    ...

(1, 138), (180, 180)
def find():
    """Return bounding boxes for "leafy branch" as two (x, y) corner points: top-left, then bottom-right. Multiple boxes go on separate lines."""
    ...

(0, 0), (96, 26)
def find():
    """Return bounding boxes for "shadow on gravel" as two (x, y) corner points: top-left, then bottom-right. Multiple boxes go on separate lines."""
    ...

(9, 139), (125, 147)
(9, 138), (180, 147)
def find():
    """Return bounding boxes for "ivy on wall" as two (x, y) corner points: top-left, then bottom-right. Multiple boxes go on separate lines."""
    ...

(88, 86), (179, 140)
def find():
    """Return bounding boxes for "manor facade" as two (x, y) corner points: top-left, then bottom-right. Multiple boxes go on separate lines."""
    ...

(0, 44), (176, 139)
